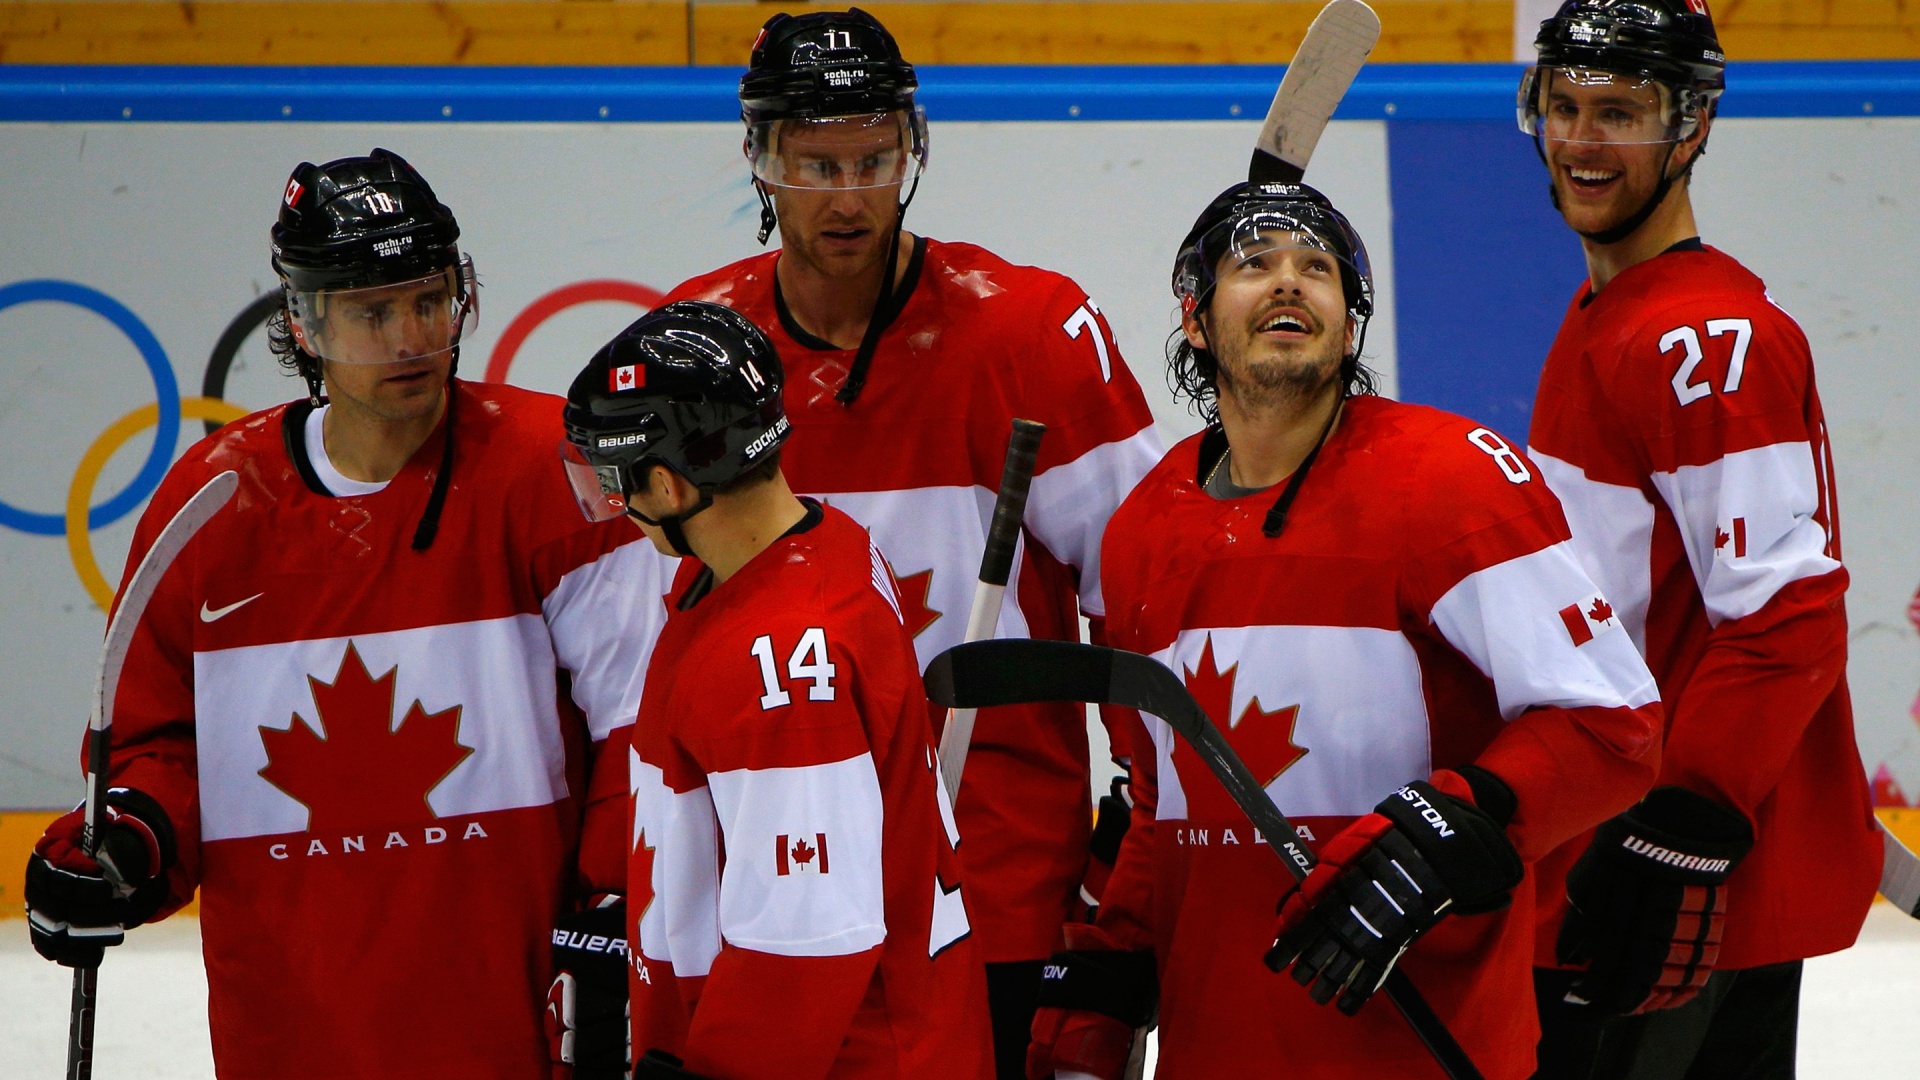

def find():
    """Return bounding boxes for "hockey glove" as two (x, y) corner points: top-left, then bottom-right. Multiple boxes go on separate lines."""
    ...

(1027, 925), (1156, 1080)
(25, 788), (176, 969)
(1556, 787), (1754, 1015)
(1265, 767), (1522, 1015)
(546, 894), (631, 1080)
(1070, 776), (1133, 924)
(634, 1049), (707, 1079)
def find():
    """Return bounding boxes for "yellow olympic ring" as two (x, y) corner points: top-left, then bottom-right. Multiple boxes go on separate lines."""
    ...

(68, 397), (250, 610)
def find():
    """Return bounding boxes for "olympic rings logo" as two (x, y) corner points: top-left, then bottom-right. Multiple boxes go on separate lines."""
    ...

(0, 277), (663, 610)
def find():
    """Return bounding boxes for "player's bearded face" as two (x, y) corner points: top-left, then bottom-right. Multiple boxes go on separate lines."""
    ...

(1190, 236), (1352, 406)
(764, 115), (912, 277)
(1536, 71), (1690, 236)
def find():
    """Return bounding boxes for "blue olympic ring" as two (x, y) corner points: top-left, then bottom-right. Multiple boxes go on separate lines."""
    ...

(0, 280), (180, 535)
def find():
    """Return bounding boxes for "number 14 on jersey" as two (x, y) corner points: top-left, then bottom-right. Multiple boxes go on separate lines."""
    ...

(751, 628), (839, 709)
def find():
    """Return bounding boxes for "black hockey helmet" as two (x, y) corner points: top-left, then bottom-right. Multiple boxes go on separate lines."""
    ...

(561, 301), (790, 530)
(1531, 0), (1724, 95)
(1173, 181), (1374, 329)
(272, 148), (465, 294)
(740, 7), (919, 126)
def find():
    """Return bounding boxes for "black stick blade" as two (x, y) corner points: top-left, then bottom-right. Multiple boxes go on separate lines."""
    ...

(925, 639), (1113, 710)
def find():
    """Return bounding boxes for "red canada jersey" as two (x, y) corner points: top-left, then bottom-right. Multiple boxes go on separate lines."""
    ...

(1095, 397), (1662, 1080)
(663, 239), (1162, 960)
(102, 382), (673, 1079)
(626, 503), (991, 1080)
(1528, 244), (1878, 969)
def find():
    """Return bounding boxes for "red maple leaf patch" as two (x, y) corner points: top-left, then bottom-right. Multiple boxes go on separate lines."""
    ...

(1587, 598), (1614, 624)
(892, 568), (943, 639)
(1714, 527), (1730, 550)
(1175, 635), (1307, 824)
(791, 837), (817, 867)
(258, 643), (473, 836)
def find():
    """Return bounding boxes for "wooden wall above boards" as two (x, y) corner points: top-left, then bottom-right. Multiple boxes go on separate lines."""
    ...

(1, 2), (1917, 69)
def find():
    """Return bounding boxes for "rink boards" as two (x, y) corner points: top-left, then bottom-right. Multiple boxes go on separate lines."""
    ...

(0, 64), (1914, 863)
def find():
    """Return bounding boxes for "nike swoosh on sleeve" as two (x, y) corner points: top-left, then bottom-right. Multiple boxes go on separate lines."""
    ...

(200, 593), (264, 622)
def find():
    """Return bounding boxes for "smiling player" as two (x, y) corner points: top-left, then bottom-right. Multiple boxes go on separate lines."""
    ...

(1518, 3), (1880, 1076)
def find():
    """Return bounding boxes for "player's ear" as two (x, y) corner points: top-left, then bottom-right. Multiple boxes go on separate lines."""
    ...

(1180, 302), (1210, 352)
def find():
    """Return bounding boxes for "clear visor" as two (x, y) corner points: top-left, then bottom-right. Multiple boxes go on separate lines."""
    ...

(288, 255), (478, 365)
(1178, 212), (1370, 308)
(558, 440), (629, 523)
(747, 110), (928, 190)
(1518, 67), (1693, 146)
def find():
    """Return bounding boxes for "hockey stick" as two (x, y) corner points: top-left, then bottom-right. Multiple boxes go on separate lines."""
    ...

(925, 639), (1486, 1080)
(936, 418), (1046, 805)
(1877, 818), (1920, 919)
(68, 470), (239, 1080)
(1248, 0), (1382, 184)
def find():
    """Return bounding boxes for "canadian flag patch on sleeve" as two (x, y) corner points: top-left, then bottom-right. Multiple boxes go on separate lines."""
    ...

(776, 832), (830, 876)
(1559, 596), (1619, 647)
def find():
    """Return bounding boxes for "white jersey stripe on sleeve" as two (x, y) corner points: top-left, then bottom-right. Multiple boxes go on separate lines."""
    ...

(706, 755), (887, 958)
(1531, 450), (1657, 654)
(1430, 541), (1659, 722)
(542, 540), (676, 740)
(1021, 427), (1163, 618)
(1648, 441), (1842, 626)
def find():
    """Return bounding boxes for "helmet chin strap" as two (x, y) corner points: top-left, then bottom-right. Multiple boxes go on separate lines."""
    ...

(755, 181), (778, 246)
(627, 491), (715, 558)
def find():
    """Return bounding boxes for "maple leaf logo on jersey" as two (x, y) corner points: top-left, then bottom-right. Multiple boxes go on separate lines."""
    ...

(257, 643), (473, 835)
(1588, 598), (1613, 624)
(1175, 636), (1307, 824)
(631, 828), (657, 923)
(892, 568), (943, 638)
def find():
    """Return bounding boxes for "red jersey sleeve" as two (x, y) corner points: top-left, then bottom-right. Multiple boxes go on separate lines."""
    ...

(1613, 293), (1848, 817)
(1399, 421), (1662, 860)
(1012, 277), (1162, 621)
(100, 456), (223, 913)
(671, 618), (887, 1078)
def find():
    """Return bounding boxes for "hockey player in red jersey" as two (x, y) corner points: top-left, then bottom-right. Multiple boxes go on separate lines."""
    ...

(557, 300), (992, 1080)
(23, 150), (668, 1079)
(660, 10), (1162, 1073)
(1519, 2), (1880, 1075)
(1024, 182), (1664, 1080)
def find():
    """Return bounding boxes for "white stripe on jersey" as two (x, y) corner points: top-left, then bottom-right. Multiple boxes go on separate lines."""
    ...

(1648, 441), (1842, 625)
(1148, 626), (1429, 821)
(1532, 450), (1657, 653)
(632, 750), (724, 977)
(817, 486), (1033, 666)
(706, 755), (887, 958)
(542, 540), (676, 740)
(195, 615), (569, 841)
(1022, 427), (1164, 618)
(1429, 541), (1659, 721)
(868, 539), (905, 625)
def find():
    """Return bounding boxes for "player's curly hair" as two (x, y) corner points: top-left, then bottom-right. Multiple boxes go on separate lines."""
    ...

(265, 300), (327, 405)
(1167, 330), (1377, 426)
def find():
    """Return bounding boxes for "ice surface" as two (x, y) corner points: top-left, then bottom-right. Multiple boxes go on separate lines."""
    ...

(3, 905), (1917, 1077)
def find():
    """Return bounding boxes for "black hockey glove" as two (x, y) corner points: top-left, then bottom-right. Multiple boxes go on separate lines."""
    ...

(1265, 767), (1522, 1015)
(25, 788), (176, 969)
(1028, 924), (1157, 1080)
(1557, 787), (1754, 1015)
(545, 895), (631, 1080)
(635, 1049), (708, 1080)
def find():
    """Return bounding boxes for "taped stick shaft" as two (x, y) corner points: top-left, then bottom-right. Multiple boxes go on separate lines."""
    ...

(938, 420), (1046, 804)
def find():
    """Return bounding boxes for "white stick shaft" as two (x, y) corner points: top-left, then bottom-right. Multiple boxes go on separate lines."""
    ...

(937, 580), (1008, 805)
